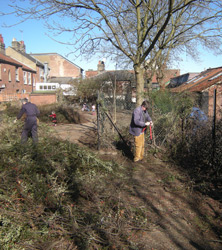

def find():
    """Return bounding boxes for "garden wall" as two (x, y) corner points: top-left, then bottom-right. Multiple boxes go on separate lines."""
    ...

(29, 93), (57, 106)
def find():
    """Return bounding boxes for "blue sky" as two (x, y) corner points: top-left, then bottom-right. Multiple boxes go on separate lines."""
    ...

(0, 0), (109, 72)
(1, 0), (221, 74)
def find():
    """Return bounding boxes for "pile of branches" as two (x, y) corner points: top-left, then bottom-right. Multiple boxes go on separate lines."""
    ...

(0, 112), (152, 250)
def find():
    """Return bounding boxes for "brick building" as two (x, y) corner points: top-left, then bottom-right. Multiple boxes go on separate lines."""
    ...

(86, 61), (180, 89)
(85, 61), (180, 101)
(0, 34), (36, 102)
(6, 38), (46, 85)
(30, 53), (83, 81)
(171, 67), (222, 120)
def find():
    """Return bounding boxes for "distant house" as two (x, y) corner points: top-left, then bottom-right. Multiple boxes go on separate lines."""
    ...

(85, 61), (180, 104)
(5, 38), (47, 86)
(86, 61), (180, 90)
(85, 60), (106, 78)
(171, 67), (222, 120)
(0, 34), (36, 102)
(30, 53), (83, 81)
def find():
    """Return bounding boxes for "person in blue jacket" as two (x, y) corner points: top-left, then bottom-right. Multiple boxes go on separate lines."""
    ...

(15, 98), (40, 144)
(130, 100), (153, 162)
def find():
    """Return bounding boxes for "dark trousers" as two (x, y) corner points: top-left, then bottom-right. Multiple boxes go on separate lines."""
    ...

(21, 117), (38, 144)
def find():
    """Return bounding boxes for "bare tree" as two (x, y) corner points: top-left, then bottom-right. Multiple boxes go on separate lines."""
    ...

(3, 0), (222, 105)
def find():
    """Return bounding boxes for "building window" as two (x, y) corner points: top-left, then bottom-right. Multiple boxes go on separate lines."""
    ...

(33, 75), (35, 86)
(40, 85), (43, 90)
(16, 89), (19, 93)
(23, 72), (27, 84)
(28, 72), (31, 85)
(16, 67), (19, 81)
(52, 85), (56, 89)
(21, 89), (26, 94)
(44, 85), (47, 90)
(40, 68), (44, 78)
(8, 69), (11, 82)
(48, 85), (52, 90)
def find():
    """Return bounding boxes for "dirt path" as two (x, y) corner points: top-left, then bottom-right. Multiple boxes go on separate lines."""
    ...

(50, 112), (222, 250)
(52, 112), (98, 148)
(124, 159), (221, 249)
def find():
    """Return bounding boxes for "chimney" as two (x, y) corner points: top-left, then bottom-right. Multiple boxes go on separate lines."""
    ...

(0, 34), (5, 54)
(12, 38), (20, 51)
(20, 40), (26, 53)
(11, 38), (26, 52)
(97, 60), (105, 73)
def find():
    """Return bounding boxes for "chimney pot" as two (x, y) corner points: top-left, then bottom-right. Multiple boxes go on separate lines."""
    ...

(0, 34), (5, 54)
(97, 60), (105, 72)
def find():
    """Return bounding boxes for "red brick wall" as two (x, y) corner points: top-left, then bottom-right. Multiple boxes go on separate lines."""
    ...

(29, 93), (57, 106)
(0, 93), (29, 102)
(0, 63), (34, 96)
(32, 54), (82, 78)
(208, 85), (222, 120)
(48, 54), (81, 78)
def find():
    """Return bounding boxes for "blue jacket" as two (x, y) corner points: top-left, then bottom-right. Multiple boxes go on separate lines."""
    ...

(17, 102), (40, 122)
(129, 106), (152, 136)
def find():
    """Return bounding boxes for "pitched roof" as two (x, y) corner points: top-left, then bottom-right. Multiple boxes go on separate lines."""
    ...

(86, 69), (136, 83)
(0, 53), (36, 72)
(168, 72), (199, 88)
(172, 67), (222, 92)
(86, 68), (180, 86)
(48, 77), (74, 84)
(0, 53), (22, 67)
(8, 47), (45, 68)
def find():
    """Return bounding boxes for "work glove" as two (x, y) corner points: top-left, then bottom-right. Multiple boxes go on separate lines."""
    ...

(145, 122), (150, 126)
(13, 119), (17, 124)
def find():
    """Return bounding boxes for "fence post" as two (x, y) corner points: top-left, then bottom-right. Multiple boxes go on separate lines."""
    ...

(97, 91), (100, 150)
(112, 74), (117, 133)
(212, 88), (217, 159)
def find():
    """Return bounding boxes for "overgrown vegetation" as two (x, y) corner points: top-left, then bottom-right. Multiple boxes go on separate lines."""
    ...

(97, 90), (221, 202)
(0, 109), (154, 250)
(169, 119), (222, 200)
(3, 102), (86, 124)
(148, 90), (221, 200)
(0, 96), (221, 249)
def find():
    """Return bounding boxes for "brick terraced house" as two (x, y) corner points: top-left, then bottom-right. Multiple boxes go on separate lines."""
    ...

(6, 38), (46, 85)
(0, 34), (36, 102)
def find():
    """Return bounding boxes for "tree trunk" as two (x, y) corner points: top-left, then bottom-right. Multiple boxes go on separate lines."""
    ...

(134, 64), (145, 106)
(112, 75), (116, 133)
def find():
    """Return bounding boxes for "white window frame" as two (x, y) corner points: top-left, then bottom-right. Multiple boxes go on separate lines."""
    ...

(8, 69), (11, 82)
(28, 72), (31, 85)
(40, 68), (44, 77)
(32, 75), (36, 86)
(23, 71), (27, 85)
(16, 67), (19, 81)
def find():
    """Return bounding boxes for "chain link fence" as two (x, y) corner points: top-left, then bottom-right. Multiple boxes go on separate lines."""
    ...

(95, 91), (181, 155)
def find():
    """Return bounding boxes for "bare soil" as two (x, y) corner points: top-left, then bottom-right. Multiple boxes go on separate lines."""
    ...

(51, 111), (222, 250)
(53, 111), (98, 148)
